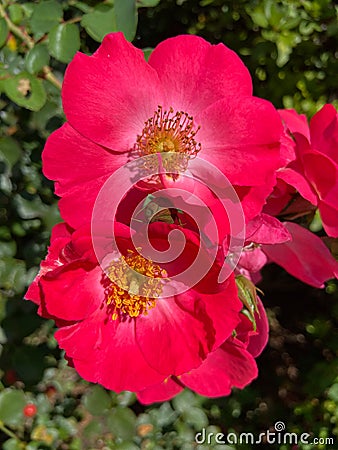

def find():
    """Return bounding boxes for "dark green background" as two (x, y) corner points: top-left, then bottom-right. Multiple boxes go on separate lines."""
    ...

(0, 0), (337, 448)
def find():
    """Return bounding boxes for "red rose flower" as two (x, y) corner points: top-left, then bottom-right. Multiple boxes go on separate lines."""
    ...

(42, 33), (282, 229)
(273, 105), (338, 237)
(26, 222), (265, 398)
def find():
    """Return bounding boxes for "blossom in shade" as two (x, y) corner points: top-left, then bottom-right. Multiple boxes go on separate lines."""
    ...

(269, 105), (338, 237)
(42, 32), (283, 229)
(25, 221), (266, 399)
(262, 222), (338, 288)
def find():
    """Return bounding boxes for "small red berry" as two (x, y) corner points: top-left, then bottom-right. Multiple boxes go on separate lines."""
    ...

(23, 403), (37, 418)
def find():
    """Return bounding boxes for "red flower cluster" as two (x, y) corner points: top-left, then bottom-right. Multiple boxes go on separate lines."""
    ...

(26, 33), (337, 404)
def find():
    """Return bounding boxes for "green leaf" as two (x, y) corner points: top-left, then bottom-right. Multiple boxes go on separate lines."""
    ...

(30, 0), (63, 36)
(275, 32), (300, 67)
(8, 4), (24, 25)
(14, 195), (48, 220)
(0, 257), (26, 293)
(48, 24), (80, 63)
(81, 6), (117, 42)
(0, 18), (9, 48)
(137, 0), (161, 6)
(172, 390), (197, 413)
(143, 47), (153, 61)
(116, 391), (136, 407)
(83, 419), (103, 437)
(0, 136), (21, 170)
(184, 407), (208, 429)
(154, 402), (177, 427)
(0, 389), (26, 426)
(236, 275), (260, 331)
(82, 385), (112, 415)
(2, 438), (24, 450)
(327, 383), (338, 402)
(42, 203), (61, 231)
(25, 44), (50, 74)
(0, 241), (16, 258)
(247, 6), (269, 28)
(107, 407), (136, 439)
(4, 72), (46, 111)
(114, 0), (138, 41)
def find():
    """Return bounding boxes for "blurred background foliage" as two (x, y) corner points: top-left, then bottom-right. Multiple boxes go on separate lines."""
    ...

(0, 0), (337, 448)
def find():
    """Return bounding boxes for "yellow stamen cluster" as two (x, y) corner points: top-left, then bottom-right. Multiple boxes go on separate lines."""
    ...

(106, 251), (167, 321)
(135, 106), (201, 159)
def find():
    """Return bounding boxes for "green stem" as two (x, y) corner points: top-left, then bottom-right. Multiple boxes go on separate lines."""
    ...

(0, 4), (34, 49)
(0, 4), (62, 91)
(42, 66), (63, 90)
(0, 420), (22, 442)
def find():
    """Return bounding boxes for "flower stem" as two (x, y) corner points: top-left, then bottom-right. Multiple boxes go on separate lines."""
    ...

(0, 420), (22, 442)
(0, 4), (34, 49)
(0, 4), (62, 91)
(42, 66), (63, 91)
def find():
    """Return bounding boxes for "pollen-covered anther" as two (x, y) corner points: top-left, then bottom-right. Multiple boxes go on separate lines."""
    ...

(106, 251), (167, 321)
(135, 106), (201, 159)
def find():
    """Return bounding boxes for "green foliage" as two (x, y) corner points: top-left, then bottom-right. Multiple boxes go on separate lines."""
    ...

(0, 0), (337, 449)
(81, 6), (117, 42)
(4, 72), (46, 111)
(48, 24), (80, 63)
(0, 389), (26, 426)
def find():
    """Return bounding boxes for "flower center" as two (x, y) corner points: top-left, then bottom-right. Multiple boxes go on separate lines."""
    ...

(106, 250), (167, 321)
(135, 106), (201, 159)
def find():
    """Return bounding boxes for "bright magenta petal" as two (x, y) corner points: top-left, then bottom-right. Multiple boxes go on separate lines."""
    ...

(263, 222), (338, 288)
(234, 296), (269, 358)
(55, 313), (165, 392)
(300, 147), (337, 199)
(239, 248), (267, 273)
(149, 34), (252, 116)
(246, 298), (269, 358)
(278, 109), (310, 141)
(135, 295), (212, 377)
(319, 197), (338, 238)
(246, 213), (291, 244)
(136, 378), (183, 404)
(58, 174), (110, 229)
(41, 264), (102, 321)
(43, 123), (129, 228)
(25, 223), (72, 305)
(180, 340), (258, 397)
(310, 104), (338, 163)
(277, 168), (317, 205)
(62, 32), (164, 150)
(43, 124), (128, 196)
(135, 278), (241, 377)
(197, 96), (282, 186)
(236, 175), (278, 222)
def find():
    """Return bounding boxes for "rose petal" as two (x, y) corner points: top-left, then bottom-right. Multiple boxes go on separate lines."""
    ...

(197, 96), (282, 186)
(56, 312), (165, 392)
(62, 32), (164, 150)
(149, 34), (252, 115)
(263, 222), (338, 288)
(180, 340), (258, 397)
(136, 377), (183, 404)
(246, 213), (291, 244)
